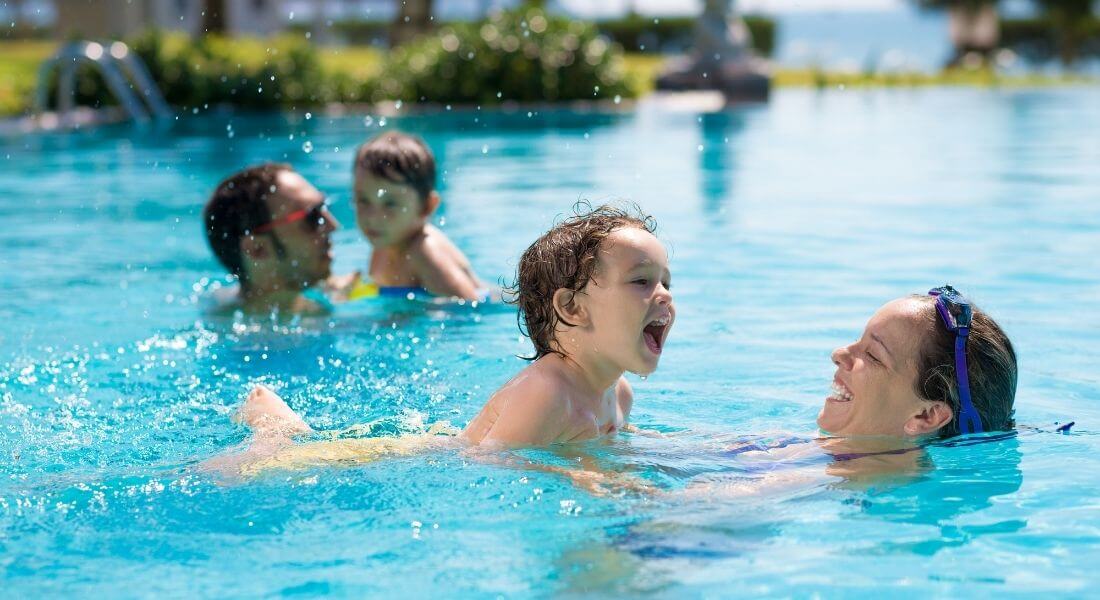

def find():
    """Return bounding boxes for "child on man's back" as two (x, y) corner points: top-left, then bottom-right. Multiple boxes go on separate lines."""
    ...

(348, 131), (483, 300)
(209, 204), (675, 477)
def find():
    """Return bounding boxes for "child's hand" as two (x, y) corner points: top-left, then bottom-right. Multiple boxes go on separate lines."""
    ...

(324, 271), (362, 301)
(554, 466), (660, 497)
(621, 424), (666, 438)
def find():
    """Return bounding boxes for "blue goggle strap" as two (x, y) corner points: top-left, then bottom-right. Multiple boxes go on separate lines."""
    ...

(954, 326), (983, 434)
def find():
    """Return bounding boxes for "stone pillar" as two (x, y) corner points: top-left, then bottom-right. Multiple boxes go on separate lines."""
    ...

(656, 0), (770, 102)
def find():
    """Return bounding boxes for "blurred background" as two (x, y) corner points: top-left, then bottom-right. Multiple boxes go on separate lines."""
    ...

(2, 0), (1099, 121)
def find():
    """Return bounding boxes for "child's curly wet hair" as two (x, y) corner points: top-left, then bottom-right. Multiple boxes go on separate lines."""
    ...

(508, 203), (657, 360)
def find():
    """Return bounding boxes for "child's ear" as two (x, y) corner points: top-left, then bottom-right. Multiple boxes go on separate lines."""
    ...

(552, 288), (589, 327)
(903, 400), (954, 436)
(422, 191), (440, 217)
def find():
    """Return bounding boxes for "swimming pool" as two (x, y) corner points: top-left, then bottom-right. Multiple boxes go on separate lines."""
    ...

(2, 87), (1099, 596)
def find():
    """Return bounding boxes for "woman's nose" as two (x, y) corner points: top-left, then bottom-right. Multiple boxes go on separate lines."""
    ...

(832, 346), (853, 369)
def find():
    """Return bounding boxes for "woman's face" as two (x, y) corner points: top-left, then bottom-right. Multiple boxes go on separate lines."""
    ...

(818, 297), (941, 438)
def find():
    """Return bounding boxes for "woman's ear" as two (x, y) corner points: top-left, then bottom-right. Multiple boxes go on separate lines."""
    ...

(552, 288), (589, 327)
(903, 400), (954, 437)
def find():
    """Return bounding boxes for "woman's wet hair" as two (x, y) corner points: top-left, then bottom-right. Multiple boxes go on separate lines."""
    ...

(354, 131), (436, 202)
(203, 162), (289, 286)
(509, 203), (656, 360)
(912, 295), (1017, 437)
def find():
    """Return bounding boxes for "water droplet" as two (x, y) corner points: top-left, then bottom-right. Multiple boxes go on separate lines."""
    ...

(613, 95), (621, 104)
(481, 144), (489, 154)
(302, 141), (313, 153)
(395, 100), (403, 109)
(305, 112), (312, 120)
(363, 115), (374, 127)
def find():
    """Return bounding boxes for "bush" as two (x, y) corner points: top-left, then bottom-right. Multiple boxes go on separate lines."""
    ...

(43, 29), (365, 112)
(1000, 16), (1100, 64)
(597, 14), (775, 57)
(288, 21), (390, 46)
(374, 6), (632, 104)
(128, 30), (333, 108)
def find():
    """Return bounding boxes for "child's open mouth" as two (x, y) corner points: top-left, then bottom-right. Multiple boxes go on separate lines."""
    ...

(643, 315), (671, 355)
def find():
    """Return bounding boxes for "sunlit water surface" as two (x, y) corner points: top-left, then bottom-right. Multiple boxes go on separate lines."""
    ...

(2, 88), (1099, 597)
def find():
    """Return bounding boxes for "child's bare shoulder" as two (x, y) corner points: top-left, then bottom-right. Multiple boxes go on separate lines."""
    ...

(406, 225), (480, 298)
(463, 362), (575, 446)
(615, 376), (634, 419)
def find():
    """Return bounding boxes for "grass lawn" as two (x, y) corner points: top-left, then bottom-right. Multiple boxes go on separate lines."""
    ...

(318, 45), (385, 82)
(1, 39), (1094, 117)
(0, 41), (56, 116)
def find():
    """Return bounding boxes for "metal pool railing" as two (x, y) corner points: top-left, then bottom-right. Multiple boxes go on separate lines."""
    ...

(34, 40), (172, 124)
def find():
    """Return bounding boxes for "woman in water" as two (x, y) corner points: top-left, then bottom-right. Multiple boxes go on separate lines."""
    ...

(674, 284), (1018, 495)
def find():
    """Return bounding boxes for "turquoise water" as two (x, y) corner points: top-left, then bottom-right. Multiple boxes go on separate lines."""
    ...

(2, 88), (1099, 596)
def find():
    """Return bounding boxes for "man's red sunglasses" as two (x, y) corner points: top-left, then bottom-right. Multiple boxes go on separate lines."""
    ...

(253, 203), (328, 234)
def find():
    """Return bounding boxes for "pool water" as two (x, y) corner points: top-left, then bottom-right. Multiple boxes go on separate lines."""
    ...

(2, 88), (1099, 596)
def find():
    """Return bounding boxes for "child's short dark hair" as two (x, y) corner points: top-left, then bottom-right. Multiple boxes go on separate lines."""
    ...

(510, 203), (657, 360)
(354, 131), (436, 202)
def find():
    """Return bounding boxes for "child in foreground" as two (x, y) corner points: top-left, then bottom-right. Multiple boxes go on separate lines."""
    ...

(462, 205), (675, 445)
(213, 205), (675, 474)
(342, 131), (484, 301)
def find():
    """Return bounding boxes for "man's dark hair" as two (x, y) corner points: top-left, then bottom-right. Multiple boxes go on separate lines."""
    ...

(913, 295), (1018, 437)
(509, 203), (657, 360)
(202, 163), (290, 285)
(354, 131), (436, 202)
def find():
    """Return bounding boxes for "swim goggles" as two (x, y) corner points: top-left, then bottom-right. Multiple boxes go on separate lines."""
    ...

(928, 285), (983, 434)
(253, 201), (329, 234)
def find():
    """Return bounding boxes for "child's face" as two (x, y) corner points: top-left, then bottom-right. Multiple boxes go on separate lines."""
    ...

(577, 227), (675, 376)
(353, 171), (433, 247)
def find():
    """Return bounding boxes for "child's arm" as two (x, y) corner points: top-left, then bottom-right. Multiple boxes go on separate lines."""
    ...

(409, 234), (482, 300)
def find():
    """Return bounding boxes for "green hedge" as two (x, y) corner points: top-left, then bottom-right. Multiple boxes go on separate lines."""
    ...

(42, 30), (374, 111)
(1000, 17), (1100, 64)
(289, 14), (777, 58)
(373, 6), (632, 103)
(597, 15), (775, 57)
(287, 21), (390, 46)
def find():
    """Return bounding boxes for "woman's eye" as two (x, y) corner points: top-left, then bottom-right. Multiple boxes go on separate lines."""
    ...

(633, 279), (649, 286)
(662, 281), (672, 291)
(866, 351), (882, 365)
